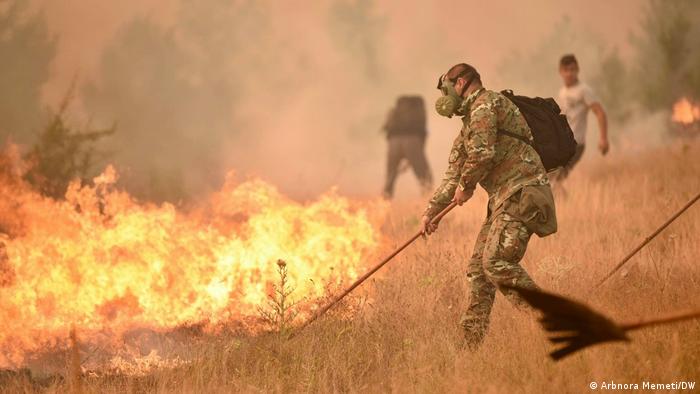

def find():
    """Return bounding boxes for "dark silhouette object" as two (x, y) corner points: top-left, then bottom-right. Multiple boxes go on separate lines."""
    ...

(24, 90), (114, 199)
(504, 285), (700, 361)
(382, 95), (432, 198)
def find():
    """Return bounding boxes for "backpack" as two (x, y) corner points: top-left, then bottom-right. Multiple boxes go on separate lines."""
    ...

(384, 96), (427, 137)
(498, 90), (577, 171)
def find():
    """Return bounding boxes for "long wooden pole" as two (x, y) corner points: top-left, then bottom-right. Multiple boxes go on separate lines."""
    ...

(596, 191), (700, 288)
(293, 202), (458, 335)
(621, 309), (700, 332)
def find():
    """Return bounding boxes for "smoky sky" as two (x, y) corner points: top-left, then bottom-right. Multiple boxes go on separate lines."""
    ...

(3, 0), (664, 201)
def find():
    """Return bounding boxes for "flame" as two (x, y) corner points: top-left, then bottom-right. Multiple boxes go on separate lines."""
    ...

(0, 149), (386, 367)
(671, 97), (700, 125)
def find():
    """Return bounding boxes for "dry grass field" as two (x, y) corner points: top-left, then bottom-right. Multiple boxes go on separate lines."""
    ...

(2, 139), (700, 393)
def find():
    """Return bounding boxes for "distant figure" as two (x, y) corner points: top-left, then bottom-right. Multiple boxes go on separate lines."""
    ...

(556, 54), (610, 180)
(382, 95), (433, 199)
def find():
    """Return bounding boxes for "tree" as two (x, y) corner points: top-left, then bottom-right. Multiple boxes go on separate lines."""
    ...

(0, 1), (56, 143)
(327, 0), (386, 83)
(83, 18), (228, 202)
(24, 90), (114, 199)
(631, 0), (700, 111)
(592, 48), (632, 124)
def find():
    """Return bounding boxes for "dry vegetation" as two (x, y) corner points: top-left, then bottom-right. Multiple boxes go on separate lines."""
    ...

(2, 140), (700, 393)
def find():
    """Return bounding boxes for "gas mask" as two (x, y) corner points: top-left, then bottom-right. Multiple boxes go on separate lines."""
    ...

(435, 76), (463, 118)
(434, 71), (477, 118)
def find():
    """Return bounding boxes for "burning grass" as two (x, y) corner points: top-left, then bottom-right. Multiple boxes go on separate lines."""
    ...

(2, 139), (700, 393)
(0, 148), (386, 370)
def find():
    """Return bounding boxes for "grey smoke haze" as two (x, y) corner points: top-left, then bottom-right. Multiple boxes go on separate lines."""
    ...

(0, 1), (55, 145)
(6, 0), (697, 202)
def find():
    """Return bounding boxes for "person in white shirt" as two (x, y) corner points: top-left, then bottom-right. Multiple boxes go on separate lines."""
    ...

(556, 54), (609, 180)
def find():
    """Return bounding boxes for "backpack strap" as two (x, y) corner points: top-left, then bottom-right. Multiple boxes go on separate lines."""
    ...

(497, 129), (534, 147)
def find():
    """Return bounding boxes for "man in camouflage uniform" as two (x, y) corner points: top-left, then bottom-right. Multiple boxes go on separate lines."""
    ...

(421, 63), (557, 347)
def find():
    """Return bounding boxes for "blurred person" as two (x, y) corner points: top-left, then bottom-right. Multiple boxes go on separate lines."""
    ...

(382, 95), (433, 199)
(556, 54), (610, 180)
(421, 63), (557, 348)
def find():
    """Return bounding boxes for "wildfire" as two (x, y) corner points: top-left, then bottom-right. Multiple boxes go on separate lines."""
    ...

(671, 97), (700, 125)
(0, 148), (385, 368)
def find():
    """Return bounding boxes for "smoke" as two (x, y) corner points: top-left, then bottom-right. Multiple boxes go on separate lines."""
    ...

(7, 0), (663, 202)
(630, 0), (700, 111)
(0, 1), (55, 144)
(79, 1), (399, 201)
(495, 2), (700, 154)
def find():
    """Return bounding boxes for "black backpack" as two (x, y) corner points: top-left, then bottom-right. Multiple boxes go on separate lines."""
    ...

(498, 90), (577, 171)
(384, 96), (427, 137)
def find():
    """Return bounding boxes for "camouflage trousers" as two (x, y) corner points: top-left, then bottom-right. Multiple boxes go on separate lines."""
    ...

(461, 196), (540, 348)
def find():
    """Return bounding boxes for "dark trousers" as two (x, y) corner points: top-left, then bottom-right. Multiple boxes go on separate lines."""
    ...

(555, 144), (585, 181)
(383, 134), (433, 198)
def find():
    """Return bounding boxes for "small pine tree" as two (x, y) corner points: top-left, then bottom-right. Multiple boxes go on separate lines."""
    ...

(258, 259), (299, 338)
(24, 89), (114, 199)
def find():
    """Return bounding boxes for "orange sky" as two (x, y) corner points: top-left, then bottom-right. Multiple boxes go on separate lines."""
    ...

(18, 0), (647, 198)
(31, 0), (642, 110)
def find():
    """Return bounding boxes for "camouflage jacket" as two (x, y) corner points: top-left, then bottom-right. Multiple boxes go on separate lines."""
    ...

(424, 88), (549, 218)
